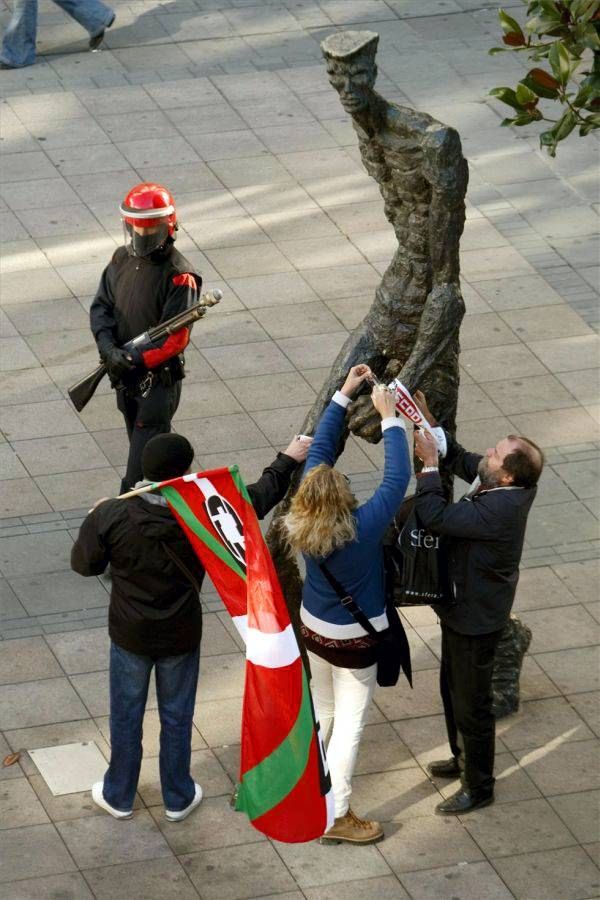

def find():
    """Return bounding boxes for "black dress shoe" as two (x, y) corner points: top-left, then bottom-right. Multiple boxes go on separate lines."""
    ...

(89, 13), (115, 51)
(427, 757), (460, 778)
(436, 788), (494, 815)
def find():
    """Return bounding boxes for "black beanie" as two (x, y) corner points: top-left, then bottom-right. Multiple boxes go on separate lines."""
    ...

(142, 434), (195, 482)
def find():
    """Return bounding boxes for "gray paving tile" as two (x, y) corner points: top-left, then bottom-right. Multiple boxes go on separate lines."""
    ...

(480, 373), (578, 416)
(526, 499), (599, 551)
(520, 606), (599, 654)
(181, 842), (296, 900)
(462, 797), (577, 858)
(536, 646), (600, 695)
(552, 559), (600, 601)
(0, 677), (88, 730)
(399, 861), (513, 900)
(82, 858), (199, 900)
(0, 823), (77, 883)
(8, 569), (107, 618)
(0, 873), (93, 899)
(0, 476), (53, 518)
(35, 467), (119, 511)
(303, 878), (408, 900)
(492, 845), (600, 900)
(0, 636), (62, 684)
(514, 737), (600, 796)
(378, 815), (484, 875)
(12, 433), (110, 476)
(45, 628), (110, 675)
(0, 578), (26, 619)
(0, 400), (85, 441)
(0, 775), (50, 829)
(0, 530), (73, 577)
(57, 810), (172, 868)
(549, 789), (600, 844)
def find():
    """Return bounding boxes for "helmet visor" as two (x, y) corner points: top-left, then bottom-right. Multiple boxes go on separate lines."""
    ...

(123, 221), (169, 257)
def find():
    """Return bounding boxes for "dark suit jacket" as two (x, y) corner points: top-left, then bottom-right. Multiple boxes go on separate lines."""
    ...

(415, 434), (536, 635)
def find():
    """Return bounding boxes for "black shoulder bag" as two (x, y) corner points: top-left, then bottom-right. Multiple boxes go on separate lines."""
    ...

(319, 562), (412, 689)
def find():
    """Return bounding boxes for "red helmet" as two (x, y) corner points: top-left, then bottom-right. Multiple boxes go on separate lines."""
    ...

(120, 182), (178, 257)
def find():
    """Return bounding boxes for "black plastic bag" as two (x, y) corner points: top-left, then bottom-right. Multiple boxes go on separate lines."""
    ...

(384, 496), (454, 609)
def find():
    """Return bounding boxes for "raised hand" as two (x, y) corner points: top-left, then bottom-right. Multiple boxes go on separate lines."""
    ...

(340, 364), (373, 398)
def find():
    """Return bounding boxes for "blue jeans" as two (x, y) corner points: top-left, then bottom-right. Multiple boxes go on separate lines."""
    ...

(0, 0), (114, 68)
(103, 642), (200, 813)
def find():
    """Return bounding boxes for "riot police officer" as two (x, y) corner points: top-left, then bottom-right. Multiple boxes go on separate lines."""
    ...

(90, 183), (201, 493)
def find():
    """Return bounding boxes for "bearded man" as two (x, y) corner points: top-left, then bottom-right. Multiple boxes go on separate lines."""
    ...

(412, 391), (544, 815)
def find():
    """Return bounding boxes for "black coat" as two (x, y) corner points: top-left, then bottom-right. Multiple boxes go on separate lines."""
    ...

(71, 453), (298, 657)
(415, 434), (536, 635)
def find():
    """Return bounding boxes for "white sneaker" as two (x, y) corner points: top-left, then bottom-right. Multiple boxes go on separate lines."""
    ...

(165, 783), (203, 822)
(92, 782), (133, 819)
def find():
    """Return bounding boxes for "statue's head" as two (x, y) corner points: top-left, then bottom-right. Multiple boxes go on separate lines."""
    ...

(321, 30), (378, 116)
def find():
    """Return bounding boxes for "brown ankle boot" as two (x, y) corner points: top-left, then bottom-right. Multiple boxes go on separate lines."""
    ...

(320, 808), (384, 845)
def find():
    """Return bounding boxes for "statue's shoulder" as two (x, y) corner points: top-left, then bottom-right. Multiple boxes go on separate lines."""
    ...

(384, 100), (463, 158)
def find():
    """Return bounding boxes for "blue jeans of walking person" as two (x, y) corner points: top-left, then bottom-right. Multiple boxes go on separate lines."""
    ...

(0, 0), (114, 68)
(102, 642), (200, 813)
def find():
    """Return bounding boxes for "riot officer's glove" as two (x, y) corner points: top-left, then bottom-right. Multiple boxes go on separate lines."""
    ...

(103, 346), (135, 382)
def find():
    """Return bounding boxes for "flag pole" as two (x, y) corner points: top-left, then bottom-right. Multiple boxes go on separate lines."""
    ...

(116, 483), (158, 500)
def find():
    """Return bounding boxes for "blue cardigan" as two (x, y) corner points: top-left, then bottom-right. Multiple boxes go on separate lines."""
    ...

(300, 394), (411, 639)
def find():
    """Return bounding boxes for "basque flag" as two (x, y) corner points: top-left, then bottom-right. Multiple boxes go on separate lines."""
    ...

(154, 466), (334, 843)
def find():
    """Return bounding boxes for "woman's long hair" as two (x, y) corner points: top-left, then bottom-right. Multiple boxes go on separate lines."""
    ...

(283, 463), (358, 558)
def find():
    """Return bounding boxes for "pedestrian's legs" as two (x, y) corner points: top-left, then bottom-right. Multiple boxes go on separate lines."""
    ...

(122, 381), (180, 490)
(116, 390), (138, 494)
(52, 0), (114, 38)
(103, 642), (153, 811)
(443, 626), (502, 796)
(440, 625), (461, 760)
(155, 646), (200, 812)
(307, 651), (335, 744)
(0, 0), (38, 68)
(327, 661), (377, 818)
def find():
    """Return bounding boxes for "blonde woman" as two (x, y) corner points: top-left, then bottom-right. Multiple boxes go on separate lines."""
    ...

(284, 364), (410, 844)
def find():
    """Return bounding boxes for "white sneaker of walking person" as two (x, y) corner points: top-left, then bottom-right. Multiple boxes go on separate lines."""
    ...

(92, 782), (133, 819)
(165, 783), (203, 822)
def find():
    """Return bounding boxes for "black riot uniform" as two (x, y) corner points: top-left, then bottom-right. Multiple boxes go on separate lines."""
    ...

(90, 241), (201, 492)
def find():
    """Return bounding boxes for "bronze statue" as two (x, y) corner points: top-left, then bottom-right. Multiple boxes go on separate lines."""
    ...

(310, 29), (468, 440)
(267, 29), (468, 617)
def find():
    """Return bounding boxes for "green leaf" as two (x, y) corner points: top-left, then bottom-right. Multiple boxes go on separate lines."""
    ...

(516, 81), (540, 105)
(499, 9), (525, 38)
(579, 113), (600, 135)
(489, 86), (526, 109)
(548, 41), (572, 84)
(488, 46), (509, 55)
(573, 83), (594, 107)
(554, 108), (578, 140)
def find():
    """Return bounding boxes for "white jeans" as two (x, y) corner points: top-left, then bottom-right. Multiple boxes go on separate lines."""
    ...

(308, 650), (377, 818)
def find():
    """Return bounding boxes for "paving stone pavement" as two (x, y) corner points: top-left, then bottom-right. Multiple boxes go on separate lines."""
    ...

(0, 1), (598, 898)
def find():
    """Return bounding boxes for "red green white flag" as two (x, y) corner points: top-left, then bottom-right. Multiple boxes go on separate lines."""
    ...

(154, 465), (334, 843)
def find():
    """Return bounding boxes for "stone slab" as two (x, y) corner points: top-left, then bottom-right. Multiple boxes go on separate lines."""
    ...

(29, 741), (108, 796)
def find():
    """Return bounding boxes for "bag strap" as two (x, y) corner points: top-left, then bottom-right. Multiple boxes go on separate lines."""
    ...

(161, 541), (203, 594)
(319, 562), (380, 641)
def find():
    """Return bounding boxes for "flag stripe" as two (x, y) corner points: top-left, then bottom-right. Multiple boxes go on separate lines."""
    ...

(246, 623), (300, 669)
(236, 668), (314, 820)
(161, 484), (247, 581)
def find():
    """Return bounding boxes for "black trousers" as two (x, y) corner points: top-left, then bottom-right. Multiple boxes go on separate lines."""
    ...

(440, 623), (502, 796)
(116, 379), (182, 493)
